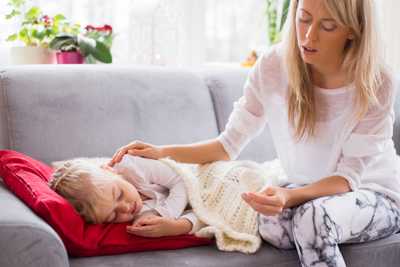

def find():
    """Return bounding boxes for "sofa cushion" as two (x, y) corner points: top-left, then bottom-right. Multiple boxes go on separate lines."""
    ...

(0, 182), (69, 267)
(69, 233), (400, 267)
(201, 67), (277, 162)
(0, 150), (212, 257)
(0, 66), (219, 164)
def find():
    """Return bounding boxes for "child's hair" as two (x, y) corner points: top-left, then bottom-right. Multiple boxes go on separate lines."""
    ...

(48, 159), (121, 223)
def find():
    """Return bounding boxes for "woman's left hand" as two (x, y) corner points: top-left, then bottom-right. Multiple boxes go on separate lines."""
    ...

(242, 186), (292, 216)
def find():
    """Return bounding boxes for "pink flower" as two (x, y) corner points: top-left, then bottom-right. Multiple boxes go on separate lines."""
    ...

(85, 25), (96, 31)
(102, 24), (113, 33)
(41, 15), (52, 27)
(85, 24), (113, 34)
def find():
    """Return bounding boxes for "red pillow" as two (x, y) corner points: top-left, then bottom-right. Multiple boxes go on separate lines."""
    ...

(0, 150), (212, 257)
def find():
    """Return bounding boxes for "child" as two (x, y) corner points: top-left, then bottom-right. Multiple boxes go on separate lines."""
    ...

(49, 155), (201, 238)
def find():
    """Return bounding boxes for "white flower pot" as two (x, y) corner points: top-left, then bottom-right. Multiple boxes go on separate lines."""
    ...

(10, 47), (56, 65)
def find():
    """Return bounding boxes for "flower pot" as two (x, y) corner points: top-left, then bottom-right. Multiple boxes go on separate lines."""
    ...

(10, 46), (56, 65)
(56, 51), (85, 64)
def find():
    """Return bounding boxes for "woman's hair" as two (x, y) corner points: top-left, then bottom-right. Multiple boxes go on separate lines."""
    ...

(282, 0), (388, 140)
(49, 159), (120, 223)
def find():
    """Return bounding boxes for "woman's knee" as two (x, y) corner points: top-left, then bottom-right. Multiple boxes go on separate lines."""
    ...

(258, 212), (295, 249)
(292, 198), (340, 245)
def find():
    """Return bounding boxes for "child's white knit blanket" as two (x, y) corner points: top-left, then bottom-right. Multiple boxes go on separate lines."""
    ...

(160, 158), (287, 254)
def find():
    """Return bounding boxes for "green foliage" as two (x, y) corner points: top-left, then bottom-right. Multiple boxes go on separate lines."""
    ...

(4, 0), (80, 47)
(6, 0), (113, 64)
(266, 0), (291, 44)
(49, 34), (112, 63)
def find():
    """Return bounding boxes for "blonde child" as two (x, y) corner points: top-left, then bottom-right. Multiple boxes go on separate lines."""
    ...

(49, 155), (201, 238)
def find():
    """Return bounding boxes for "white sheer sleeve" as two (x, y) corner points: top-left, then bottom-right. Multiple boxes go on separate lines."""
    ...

(217, 46), (282, 160)
(332, 75), (397, 190)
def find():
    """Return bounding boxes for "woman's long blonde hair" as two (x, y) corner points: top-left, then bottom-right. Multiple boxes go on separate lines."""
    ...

(282, 0), (386, 141)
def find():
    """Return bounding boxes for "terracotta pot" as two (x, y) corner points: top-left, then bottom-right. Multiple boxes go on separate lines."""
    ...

(10, 47), (56, 64)
(56, 51), (85, 64)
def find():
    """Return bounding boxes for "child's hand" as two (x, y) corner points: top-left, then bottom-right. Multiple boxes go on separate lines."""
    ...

(131, 213), (161, 227)
(127, 217), (192, 238)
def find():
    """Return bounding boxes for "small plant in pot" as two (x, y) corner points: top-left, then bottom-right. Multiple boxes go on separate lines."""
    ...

(4, 0), (77, 64)
(84, 24), (114, 64)
(49, 34), (112, 64)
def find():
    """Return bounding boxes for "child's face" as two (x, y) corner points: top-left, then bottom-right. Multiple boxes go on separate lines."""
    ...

(95, 167), (144, 223)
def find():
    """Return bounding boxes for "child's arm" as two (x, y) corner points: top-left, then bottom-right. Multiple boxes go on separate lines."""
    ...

(126, 216), (193, 237)
(114, 155), (189, 218)
(180, 210), (206, 234)
(127, 211), (207, 237)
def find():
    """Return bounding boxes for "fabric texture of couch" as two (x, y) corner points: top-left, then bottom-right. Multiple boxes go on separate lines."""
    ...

(0, 65), (400, 267)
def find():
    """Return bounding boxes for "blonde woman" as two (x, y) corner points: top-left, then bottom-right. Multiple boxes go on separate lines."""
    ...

(109, 0), (400, 266)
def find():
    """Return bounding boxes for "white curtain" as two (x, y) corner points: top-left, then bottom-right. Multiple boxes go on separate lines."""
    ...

(377, 0), (400, 73)
(0, 0), (399, 72)
(0, 0), (268, 66)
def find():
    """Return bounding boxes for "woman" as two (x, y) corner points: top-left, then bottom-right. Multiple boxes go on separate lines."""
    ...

(109, 0), (400, 266)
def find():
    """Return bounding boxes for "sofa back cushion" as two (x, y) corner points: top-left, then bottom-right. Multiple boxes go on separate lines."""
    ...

(393, 75), (400, 153)
(1, 66), (399, 164)
(0, 66), (219, 164)
(201, 67), (277, 162)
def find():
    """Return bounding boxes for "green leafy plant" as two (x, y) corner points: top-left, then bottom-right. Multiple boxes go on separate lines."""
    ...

(49, 34), (112, 63)
(266, 0), (291, 44)
(5, 0), (80, 47)
(83, 24), (114, 63)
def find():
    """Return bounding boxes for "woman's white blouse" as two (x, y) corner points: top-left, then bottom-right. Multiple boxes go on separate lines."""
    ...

(218, 45), (400, 208)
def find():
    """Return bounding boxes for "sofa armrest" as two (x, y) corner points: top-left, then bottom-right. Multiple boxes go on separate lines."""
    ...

(0, 182), (68, 267)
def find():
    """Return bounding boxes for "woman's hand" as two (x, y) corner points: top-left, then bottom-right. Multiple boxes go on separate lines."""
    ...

(127, 217), (192, 237)
(108, 140), (163, 166)
(241, 186), (292, 216)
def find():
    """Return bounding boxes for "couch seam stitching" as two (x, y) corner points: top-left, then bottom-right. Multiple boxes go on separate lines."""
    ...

(202, 75), (222, 134)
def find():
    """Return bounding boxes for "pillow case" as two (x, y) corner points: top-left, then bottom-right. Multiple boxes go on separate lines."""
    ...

(0, 150), (212, 257)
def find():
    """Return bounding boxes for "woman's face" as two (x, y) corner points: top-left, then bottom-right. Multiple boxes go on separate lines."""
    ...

(295, 0), (353, 71)
(95, 167), (144, 223)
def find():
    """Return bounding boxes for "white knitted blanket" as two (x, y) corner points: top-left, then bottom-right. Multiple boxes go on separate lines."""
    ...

(160, 158), (287, 254)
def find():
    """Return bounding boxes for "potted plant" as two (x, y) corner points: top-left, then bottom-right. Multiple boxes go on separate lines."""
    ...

(49, 34), (112, 64)
(5, 0), (79, 64)
(83, 24), (114, 64)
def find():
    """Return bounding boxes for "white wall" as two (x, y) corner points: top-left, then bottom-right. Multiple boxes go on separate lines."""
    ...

(378, 0), (400, 73)
(0, 0), (267, 66)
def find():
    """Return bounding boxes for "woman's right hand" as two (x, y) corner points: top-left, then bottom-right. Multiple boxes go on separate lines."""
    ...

(108, 140), (163, 166)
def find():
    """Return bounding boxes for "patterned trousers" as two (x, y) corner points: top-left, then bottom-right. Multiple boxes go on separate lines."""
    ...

(258, 185), (400, 267)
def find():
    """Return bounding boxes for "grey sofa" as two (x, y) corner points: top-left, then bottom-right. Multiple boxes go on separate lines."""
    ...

(0, 65), (399, 267)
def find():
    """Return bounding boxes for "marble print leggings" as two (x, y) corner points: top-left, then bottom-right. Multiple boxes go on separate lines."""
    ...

(258, 185), (400, 267)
